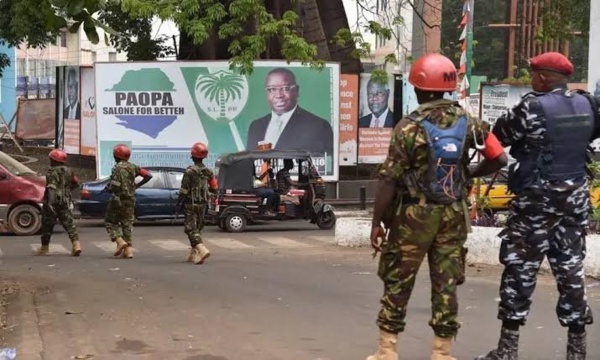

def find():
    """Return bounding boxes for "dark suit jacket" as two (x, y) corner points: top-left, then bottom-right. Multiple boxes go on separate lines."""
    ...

(358, 110), (395, 128)
(63, 104), (81, 120)
(246, 106), (334, 157)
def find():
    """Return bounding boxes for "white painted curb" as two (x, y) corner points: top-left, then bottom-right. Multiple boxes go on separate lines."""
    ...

(335, 218), (600, 278)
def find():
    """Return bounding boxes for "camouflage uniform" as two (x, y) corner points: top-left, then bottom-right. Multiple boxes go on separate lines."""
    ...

(179, 163), (214, 247)
(104, 161), (145, 245)
(376, 99), (491, 338)
(41, 165), (79, 245)
(474, 87), (595, 360)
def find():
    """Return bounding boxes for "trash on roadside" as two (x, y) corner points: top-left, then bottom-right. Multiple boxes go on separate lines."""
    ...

(0, 348), (16, 360)
(72, 354), (94, 359)
(352, 271), (372, 275)
(586, 282), (600, 288)
(65, 311), (83, 315)
(108, 268), (120, 271)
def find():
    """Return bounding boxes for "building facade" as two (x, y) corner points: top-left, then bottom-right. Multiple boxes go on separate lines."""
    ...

(0, 26), (126, 131)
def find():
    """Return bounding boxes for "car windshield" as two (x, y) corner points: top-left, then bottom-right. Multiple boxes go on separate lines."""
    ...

(0, 151), (38, 176)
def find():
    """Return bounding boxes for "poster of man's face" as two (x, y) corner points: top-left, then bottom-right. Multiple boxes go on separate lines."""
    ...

(63, 66), (81, 120)
(359, 75), (395, 128)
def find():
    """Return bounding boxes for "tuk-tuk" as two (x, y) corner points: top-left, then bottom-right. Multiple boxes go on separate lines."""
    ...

(207, 149), (336, 232)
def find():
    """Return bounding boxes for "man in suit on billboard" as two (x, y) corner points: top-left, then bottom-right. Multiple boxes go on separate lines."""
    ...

(359, 78), (395, 128)
(63, 67), (81, 120)
(245, 68), (334, 157)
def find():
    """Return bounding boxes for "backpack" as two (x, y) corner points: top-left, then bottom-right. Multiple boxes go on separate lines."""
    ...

(406, 112), (469, 205)
(189, 165), (211, 204)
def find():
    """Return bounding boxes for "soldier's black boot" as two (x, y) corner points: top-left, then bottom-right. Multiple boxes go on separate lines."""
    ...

(474, 326), (519, 360)
(566, 331), (586, 360)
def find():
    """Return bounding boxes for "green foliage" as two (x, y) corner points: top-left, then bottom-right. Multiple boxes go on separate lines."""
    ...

(98, 1), (174, 61)
(121, 0), (323, 75)
(536, 0), (590, 43)
(502, 68), (532, 86)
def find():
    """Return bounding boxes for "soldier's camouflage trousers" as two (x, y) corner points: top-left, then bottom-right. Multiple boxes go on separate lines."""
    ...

(183, 203), (207, 247)
(376, 203), (467, 338)
(497, 190), (594, 327)
(104, 196), (135, 245)
(41, 203), (78, 245)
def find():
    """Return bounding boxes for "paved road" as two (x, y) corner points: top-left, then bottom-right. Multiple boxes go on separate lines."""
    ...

(0, 220), (599, 360)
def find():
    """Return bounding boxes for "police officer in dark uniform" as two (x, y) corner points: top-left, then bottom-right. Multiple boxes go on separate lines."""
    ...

(476, 52), (597, 360)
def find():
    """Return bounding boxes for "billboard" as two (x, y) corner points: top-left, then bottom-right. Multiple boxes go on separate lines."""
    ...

(358, 73), (396, 164)
(15, 99), (55, 140)
(339, 74), (359, 166)
(95, 61), (340, 181)
(80, 67), (96, 155)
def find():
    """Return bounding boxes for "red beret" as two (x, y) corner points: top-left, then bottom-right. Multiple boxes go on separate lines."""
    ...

(529, 52), (574, 75)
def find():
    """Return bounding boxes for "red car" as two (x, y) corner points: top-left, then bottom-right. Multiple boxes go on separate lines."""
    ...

(0, 151), (46, 236)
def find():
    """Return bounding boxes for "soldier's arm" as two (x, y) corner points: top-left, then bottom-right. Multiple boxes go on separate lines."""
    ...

(45, 169), (58, 205)
(135, 166), (152, 189)
(469, 122), (508, 178)
(492, 95), (538, 146)
(69, 170), (80, 190)
(177, 169), (192, 204)
(207, 169), (219, 193)
(106, 166), (120, 193)
(371, 121), (410, 229)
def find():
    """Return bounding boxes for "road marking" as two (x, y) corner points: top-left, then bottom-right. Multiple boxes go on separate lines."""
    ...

(308, 235), (334, 243)
(29, 243), (70, 254)
(92, 241), (118, 253)
(257, 236), (311, 247)
(206, 238), (253, 249)
(149, 239), (190, 251)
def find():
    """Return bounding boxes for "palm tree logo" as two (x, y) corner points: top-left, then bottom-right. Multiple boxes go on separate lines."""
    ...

(195, 70), (249, 151)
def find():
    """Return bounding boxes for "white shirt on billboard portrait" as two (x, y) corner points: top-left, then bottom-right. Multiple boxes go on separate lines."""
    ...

(264, 105), (297, 147)
(369, 107), (389, 128)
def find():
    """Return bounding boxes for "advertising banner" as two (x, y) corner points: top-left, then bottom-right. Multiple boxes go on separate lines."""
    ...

(589, 0), (600, 151)
(339, 74), (359, 166)
(480, 83), (532, 125)
(62, 66), (81, 154)
(15, 99), (55, 140)
(80, 67), (96, 155)
(95, 61), (340, 181)
(358, 73), (395, 164)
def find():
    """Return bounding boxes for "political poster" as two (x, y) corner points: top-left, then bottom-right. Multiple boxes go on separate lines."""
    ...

(339, 74), (359, 166)
(94, 61), (340, 181)
(357, 73), (395, 164)
(80, 67), (96, 156)
(480, 83), (531, 125)
(589, 0), (600, 151)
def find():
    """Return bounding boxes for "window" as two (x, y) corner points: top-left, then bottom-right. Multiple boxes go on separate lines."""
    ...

(59, 31), (67, 47)
(167, 171), (184, 189)
(135, 172), (165, 188)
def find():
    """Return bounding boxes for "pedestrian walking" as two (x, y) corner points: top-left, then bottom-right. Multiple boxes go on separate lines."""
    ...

(104, 144), (152, 259)
(176, 142), (218, 264)
(35, 149), (82, 256)
(366, 53), (508, 360)
(475, 52), (597, 360)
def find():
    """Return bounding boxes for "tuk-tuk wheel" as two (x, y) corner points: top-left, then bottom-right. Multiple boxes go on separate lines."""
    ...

(317, 211), (336, 230)
(225, 213), (247, 233)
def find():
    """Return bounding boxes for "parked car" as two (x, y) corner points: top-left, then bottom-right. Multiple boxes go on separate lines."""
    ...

(471, 168), (600, 212)
(78, 166), (190, 221)
(0, 150), (46, 235)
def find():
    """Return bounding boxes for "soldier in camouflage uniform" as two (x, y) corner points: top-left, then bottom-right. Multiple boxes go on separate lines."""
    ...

(476, 53), (596, 360)
(104, 144), (152, 259)
(366, 53), (508, 360)
(176, 142), (218, 264)
(36, 149), (82, 256)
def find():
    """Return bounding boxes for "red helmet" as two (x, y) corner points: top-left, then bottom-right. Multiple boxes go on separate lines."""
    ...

(49, 149), (67, 163)
(113, 144), (131, 161)
(409, 53), (458, 92)
(191, 142), (208, 159)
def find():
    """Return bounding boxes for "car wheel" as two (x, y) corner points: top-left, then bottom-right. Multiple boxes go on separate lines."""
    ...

(225, 214), (246, 233)
(8, 204), (42, 236)
(317, 211), (336, 230)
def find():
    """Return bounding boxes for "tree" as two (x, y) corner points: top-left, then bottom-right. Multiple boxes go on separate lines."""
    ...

(98, 1), (175, 61)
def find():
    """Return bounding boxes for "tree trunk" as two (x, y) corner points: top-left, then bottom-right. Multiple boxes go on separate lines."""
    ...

(177, 0), (362, 73)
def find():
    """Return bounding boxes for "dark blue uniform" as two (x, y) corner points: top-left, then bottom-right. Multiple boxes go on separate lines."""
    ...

(477, 85), (597, 360)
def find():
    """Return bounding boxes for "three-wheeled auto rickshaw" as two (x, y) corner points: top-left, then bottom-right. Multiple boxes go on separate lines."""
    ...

(207, 149), (336, 233)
